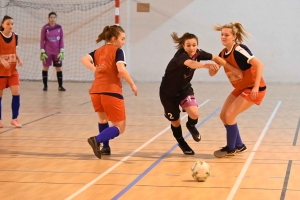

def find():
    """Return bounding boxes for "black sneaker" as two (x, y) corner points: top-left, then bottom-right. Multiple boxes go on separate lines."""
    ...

(87, 136), (101, 159)
(186, 122), (201, 142)
(100, 146), (111, 155)
(58, 86), (66, 91)
(43, 86), (48, 91)
(214, 146), (236, 158)
(178, 141), (195, 155)
(236, 144), (247, 154)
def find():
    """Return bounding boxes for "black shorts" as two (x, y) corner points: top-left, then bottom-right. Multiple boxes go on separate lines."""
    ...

(159, 86), (194, 121)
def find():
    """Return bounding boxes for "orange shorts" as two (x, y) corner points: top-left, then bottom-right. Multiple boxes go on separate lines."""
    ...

(231, 87), (266, 105)
(90, 93), (125, 122)
(0, 74), (20, 90)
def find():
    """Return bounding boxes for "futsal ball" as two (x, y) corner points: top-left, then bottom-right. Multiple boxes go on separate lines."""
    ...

(191, 161), (211, 182)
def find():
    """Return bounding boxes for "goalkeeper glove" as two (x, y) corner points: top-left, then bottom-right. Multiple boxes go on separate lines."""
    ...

(57, 49), (65, 60)
(40, 49), (48, 62)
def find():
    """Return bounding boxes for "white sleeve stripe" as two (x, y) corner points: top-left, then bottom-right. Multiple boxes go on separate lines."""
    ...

(116, 60), (126, 65)
(121, 48), (126, 63)
(247, 55), (255, 63)
(87, 54), (94, 64)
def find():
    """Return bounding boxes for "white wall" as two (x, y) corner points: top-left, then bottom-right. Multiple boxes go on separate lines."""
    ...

(120, 0), (300, 83)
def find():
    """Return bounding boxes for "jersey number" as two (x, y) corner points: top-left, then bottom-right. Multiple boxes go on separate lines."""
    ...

(167, 113), (174, 119)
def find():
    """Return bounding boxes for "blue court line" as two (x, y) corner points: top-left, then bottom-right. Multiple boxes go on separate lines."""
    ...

(292, 117), (300, 146)
(280, 160), (292, 200)
(112, 108), (220, 200)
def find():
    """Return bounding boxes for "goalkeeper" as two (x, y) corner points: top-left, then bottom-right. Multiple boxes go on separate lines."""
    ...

(40, 11), (66, 91)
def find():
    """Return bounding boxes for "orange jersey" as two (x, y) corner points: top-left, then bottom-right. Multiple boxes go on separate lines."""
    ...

(89, 44), (122, 95)
(0, 32), (17, 76)
(220, 43), (266, 92)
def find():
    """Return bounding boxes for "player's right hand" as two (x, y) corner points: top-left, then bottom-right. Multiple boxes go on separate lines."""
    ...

(131, 84), (138, 96)
(0, 58), (10, 69)
(40, 49), (48, 62)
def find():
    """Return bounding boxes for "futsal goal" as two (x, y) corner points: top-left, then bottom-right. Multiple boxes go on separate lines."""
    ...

(2, 0), (116, 81)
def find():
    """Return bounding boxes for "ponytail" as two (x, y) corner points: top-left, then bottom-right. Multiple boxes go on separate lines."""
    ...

(96, 25), (125, 43)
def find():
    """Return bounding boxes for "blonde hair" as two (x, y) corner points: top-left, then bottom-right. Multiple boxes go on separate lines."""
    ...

(213, 22), (250, 43)
(96, 25), (125, 43)
(171, 32), (198, 49)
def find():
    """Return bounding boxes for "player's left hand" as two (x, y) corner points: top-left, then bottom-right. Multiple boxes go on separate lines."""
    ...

(17, 57), (23, 66)
(251, 86), (259, 100)
(57, 49), (65, 60)
(209, 63), (219, 71)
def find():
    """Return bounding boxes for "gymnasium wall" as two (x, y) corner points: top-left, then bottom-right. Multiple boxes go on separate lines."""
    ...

(120, 0), (300, 83)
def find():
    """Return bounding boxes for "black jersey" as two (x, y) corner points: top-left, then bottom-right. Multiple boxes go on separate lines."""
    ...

(160, 48), (212, 96)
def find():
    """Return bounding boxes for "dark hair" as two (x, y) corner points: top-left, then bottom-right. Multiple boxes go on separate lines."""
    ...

(96, 25), (125, 43)
(0, 15), (13, 31)
(171, 32), (198, 49)
(48, 12), (57, 18)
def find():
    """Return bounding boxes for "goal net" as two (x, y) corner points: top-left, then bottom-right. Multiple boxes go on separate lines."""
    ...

(2, 0), (115, 81)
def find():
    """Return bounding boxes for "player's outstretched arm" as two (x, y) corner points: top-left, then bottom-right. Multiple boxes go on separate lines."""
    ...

(184, 60), (209, 69)
(116, 62), (137, 96)
(211, 55), (243, 79)
(81, 55), (96, 72)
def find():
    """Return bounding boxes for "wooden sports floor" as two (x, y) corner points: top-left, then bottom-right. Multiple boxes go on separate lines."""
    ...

(0, 81), (299, 200)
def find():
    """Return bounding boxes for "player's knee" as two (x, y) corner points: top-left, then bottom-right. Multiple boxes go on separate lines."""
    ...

(171, 120), (181, 127)
(119, 126), (125, 134)
(224, 111), (234, 123)
(219, 112), (226, 122)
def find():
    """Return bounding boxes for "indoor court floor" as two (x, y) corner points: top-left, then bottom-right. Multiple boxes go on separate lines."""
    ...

(0, 81), (299, 200)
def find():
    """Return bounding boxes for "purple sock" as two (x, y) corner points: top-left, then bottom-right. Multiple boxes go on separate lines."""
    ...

(235, 128), (243, 148)
(225, 124), (239, 151)
(95, 126), (120, 143)
(11, 95), (20, 119)
(99, 122), (109, 147)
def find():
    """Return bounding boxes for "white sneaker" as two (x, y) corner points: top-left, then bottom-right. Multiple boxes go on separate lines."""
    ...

(11, 119), (22, 128)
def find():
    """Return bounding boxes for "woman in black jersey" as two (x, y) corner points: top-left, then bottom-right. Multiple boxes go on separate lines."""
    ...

(159, 32), (242, 155)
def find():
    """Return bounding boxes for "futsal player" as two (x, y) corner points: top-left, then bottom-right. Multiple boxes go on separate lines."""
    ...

(40, 11), (66, 91)
(211, 22), (266, 158)
(159, 32), (240, 155)
(0, 15), (23, 128)
(81, 25), (137, 159)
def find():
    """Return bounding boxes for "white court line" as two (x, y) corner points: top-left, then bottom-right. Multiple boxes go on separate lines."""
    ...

(226, 101), (282, 200)
(65, 99), (210, 200)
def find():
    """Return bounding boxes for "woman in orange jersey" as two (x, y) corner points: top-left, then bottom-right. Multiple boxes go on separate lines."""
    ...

(81, 25), (137, 159)
(209, 22), (266, 158)
(0, 15), (23, 128)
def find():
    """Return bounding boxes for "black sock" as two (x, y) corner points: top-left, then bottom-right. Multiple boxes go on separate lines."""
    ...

(187, 116), (198, 127)
(57, 71), (63, 87)
(171, 124), (185, 144)
(42, 71), (48, 87)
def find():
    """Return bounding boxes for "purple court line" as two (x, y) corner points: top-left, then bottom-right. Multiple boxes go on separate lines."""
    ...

(112, 108), (220, 200)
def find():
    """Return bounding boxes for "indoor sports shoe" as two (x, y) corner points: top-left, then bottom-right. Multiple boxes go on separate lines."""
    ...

(178, 141), (195, 155)
(58, 86), (66, 91)
(100, 146), (111, 155)
(236, 144), (247, 154)
(0, 120), (3, 128)
(11, 119), (22, 128)
(186, 122), (201, 142)
(87, 136), (101, 159)
(214, 146), (236, 158)
(43, 86), (48, 91)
